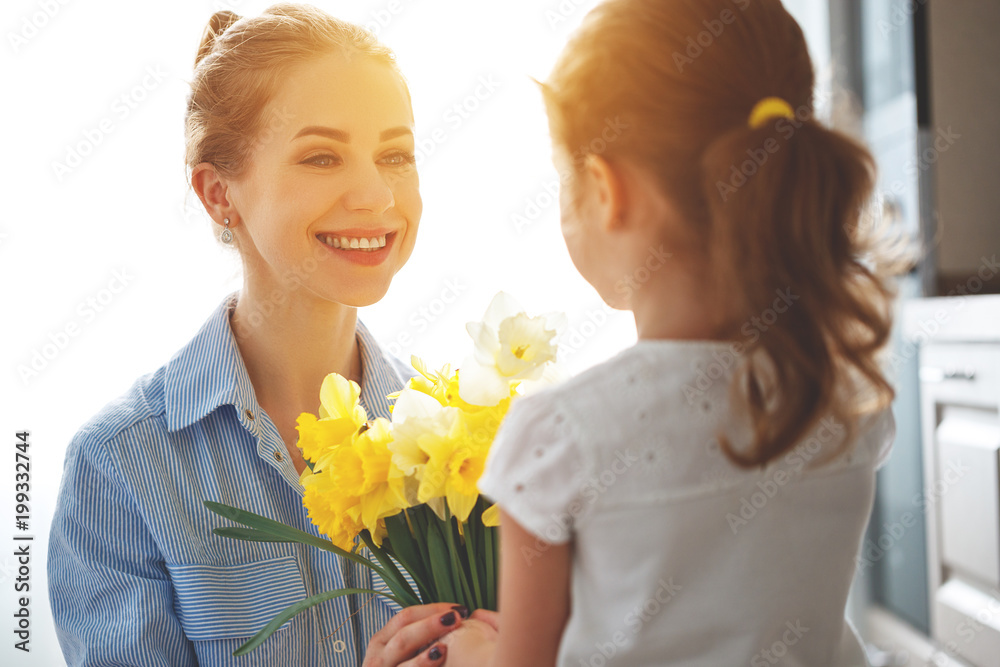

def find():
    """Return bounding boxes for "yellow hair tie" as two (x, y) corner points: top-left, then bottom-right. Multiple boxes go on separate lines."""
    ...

(747, 97), (795, 129)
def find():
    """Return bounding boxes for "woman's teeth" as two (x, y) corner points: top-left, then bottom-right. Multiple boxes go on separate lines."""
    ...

(320, 234), (388, 251)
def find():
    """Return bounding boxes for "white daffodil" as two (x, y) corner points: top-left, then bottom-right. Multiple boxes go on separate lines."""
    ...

(458, 292), (565, 406)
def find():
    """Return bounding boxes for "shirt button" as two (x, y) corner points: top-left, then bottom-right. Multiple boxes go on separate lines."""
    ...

(273, 451), (284, 462)
(244, 409), (255, 421)
(332, 639), (346, 653)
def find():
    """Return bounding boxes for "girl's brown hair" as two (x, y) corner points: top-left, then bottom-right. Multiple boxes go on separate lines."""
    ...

(542, 0), (905, 467)
(185, 3), (408, 181)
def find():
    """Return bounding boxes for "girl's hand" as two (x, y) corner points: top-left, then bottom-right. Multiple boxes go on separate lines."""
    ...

(437, 617), (500, 667)
(363, 603), (468, 667)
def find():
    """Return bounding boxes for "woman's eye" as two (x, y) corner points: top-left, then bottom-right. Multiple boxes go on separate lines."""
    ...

(380, 151), (416, 167)
(301, 153), (341, 167)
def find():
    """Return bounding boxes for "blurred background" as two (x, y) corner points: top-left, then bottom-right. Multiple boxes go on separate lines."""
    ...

(2, 1), (998, 665)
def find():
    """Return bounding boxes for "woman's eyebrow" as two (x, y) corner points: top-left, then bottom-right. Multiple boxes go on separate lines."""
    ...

(291, 126), (413, 142)
(293, 126), (349, 142)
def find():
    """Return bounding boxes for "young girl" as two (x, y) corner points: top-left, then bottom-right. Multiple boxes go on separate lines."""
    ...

(439, 0), (901, 664)
(47, 5), (472, 665)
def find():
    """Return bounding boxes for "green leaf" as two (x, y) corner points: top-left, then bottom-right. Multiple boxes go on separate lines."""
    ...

(426, 520), (456, 604)
(358, 530), (420, 607)
(408, 507), (437, 601)
(484, 520), (496, 611)
(213, 527), (295, 543)
(233, 587), (403, 656)
(462, 519), (484, 610)
(384, 515), (434, 603)
(442, 511), (474, 608)
(203, 501), (392, 581)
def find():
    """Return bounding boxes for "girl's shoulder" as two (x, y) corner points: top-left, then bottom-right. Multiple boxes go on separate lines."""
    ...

(533, 339), (741, 420)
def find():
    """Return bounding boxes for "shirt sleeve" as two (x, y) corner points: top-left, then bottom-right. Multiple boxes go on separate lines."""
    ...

(48, 427), (196, 666)
(477, 392), (592, 544)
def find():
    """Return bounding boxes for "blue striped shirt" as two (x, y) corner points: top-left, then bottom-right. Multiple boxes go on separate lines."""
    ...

(49, 291), (414, 666)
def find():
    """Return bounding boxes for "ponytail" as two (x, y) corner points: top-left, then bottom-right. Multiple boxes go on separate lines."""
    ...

(701, 117), (896, 467)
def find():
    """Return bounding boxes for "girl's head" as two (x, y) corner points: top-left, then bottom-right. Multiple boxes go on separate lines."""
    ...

(185, 4), (420, 308)
(542, 0), (903, 467)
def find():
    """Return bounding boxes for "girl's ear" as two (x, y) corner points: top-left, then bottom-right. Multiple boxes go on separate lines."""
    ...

(583, 154), (627, 232)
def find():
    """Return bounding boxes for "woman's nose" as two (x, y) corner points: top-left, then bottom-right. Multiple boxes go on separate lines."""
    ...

(343, 162), (395, 214)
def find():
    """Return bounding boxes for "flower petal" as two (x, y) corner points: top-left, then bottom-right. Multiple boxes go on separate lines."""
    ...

(457, 360), (510, 407)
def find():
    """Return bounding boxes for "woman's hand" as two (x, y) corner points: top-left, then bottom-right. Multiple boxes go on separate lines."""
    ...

(363, 603), (468, 666)
(436, 614), (500, 667)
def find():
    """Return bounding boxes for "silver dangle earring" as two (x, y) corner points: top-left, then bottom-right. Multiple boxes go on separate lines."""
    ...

(221, 218), (233, 244)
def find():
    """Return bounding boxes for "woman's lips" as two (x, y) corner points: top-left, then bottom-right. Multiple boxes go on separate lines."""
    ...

(316, 231), (397, 266)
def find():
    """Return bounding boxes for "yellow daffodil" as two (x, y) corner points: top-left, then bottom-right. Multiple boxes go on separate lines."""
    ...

(296, 373), (368, 465)
(482, 503), (501, 527)
(304, 418), (407, 548)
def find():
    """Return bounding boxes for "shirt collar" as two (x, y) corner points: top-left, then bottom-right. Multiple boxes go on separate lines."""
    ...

(164, 291), (405, 434)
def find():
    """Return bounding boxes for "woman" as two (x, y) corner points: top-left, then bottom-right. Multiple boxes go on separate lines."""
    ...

(48, 5), (468, 665)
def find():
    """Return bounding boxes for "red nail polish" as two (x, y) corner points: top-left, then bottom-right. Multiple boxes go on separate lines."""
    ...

(440, 611), (457, 626)
(451, 604), (470, 619)
(428, 645), (444, 660)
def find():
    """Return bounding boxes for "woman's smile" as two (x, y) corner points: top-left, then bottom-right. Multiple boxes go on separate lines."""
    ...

(316, 230), (398, 266)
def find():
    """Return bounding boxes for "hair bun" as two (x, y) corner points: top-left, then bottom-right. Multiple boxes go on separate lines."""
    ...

(195, 10), (241, 68)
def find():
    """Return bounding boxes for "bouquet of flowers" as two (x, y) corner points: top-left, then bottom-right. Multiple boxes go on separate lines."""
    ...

(204, 293), (565, 655)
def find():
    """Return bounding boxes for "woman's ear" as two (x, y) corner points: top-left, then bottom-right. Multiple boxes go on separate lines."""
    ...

(583, 154), (627, 232)
(191, 162), (239, 228)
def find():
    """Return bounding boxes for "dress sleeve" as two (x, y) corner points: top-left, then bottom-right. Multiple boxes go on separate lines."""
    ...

(48, 428), (196, 666)
(477, 392), (592, 544)
(873, 407), (897, 470)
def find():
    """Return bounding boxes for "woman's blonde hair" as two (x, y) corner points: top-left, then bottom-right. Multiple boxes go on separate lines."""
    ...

(542, 0), (907, 468)
(184, 3), (408, 181)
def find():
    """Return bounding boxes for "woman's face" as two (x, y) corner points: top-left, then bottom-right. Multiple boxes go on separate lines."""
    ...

(226, 51), (421, 307)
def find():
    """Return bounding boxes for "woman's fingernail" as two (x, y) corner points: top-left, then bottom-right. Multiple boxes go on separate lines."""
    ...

(440, 611), (457, 626)
(451, 605), (470, 619)
(428, 644), (445, 661)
